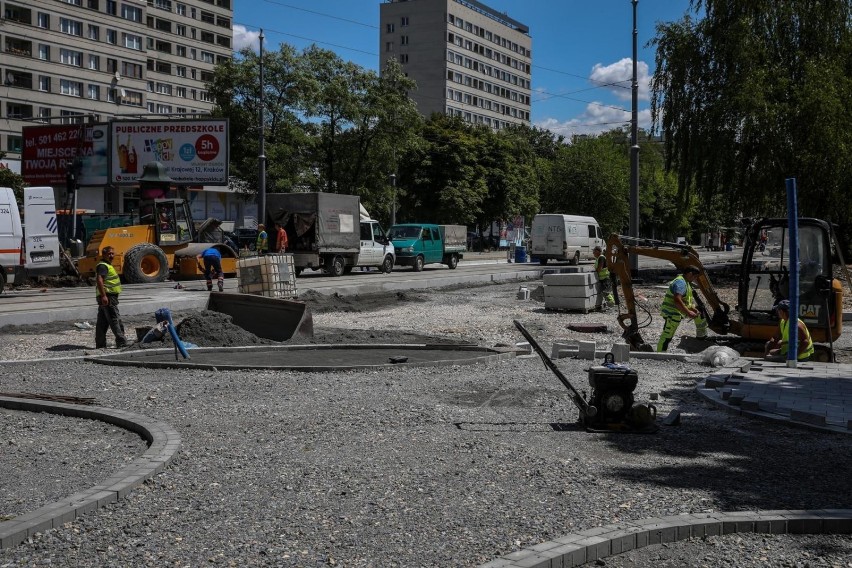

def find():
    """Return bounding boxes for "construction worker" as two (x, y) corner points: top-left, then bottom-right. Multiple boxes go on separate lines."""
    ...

(592, 245), (614, 311)
(764, 300), (814, 361)
(274, 222), (288, 253)
(256, 224), (268, 255)
(95, 246), (128, 349)
(656, 265), (707, 352)
(196, 247), (224, 292)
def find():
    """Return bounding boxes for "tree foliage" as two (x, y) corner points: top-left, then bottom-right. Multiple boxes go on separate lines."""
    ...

(651, 0), (852, 227)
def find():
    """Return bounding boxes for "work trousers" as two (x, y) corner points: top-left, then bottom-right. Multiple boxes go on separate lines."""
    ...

(656, 312), (707, 352)
(96, 294), (127, 348)
(595, 278), (614, 308)
(203, 257), (224, 292)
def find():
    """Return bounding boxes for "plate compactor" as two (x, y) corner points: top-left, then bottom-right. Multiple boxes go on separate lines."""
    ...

(514, 320), (658, 433)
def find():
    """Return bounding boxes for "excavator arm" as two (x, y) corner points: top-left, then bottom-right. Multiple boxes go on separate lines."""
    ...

(605, 234), (731, 351)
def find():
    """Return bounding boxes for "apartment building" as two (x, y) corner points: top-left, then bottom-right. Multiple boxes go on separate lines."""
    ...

(379, 0), (531, 129)
(0, 0), (235, 216)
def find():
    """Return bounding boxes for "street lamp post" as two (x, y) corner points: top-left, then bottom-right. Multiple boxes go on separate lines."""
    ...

(390, 173), (397, 226)
(257, 29), (266, 227)
(629, 0), (640, 276)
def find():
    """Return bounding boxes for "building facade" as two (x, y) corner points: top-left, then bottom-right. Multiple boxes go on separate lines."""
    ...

(0, 0), (246, 219)
(379, 0), (531, 129)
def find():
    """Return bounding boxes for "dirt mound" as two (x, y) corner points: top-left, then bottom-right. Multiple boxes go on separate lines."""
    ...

(295, 289), (428, 314)
(172, 310), (275, 347)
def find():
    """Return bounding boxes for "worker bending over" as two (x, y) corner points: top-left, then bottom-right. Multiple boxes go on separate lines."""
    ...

(196, 247), (224, 292)
(657, 265), (707, 352)
(764, 300), (814, 361)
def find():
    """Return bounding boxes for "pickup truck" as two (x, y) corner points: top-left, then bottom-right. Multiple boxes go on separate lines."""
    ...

(389, 223), (466, 271)
(266, 192), (395, 276)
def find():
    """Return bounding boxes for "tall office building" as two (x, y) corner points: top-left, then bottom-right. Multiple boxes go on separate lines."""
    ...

(379, 0), (531, 129)
(0, 0), (233, 213)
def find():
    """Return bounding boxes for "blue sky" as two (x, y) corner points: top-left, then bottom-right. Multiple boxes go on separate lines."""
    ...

(232, 0), (697, 138)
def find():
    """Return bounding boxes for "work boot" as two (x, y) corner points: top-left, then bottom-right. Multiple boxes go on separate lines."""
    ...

(207, 285), (213, 292)
(218, 282), (224, 292)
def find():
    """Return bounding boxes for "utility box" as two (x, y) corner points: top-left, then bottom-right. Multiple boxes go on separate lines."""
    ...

(237, 253), (297, 298)
(543, 272), (596, 312)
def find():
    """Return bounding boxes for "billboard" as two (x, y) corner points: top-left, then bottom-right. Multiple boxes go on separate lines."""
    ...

(22, 124), (109, 187)
(110, 119), (228, 186)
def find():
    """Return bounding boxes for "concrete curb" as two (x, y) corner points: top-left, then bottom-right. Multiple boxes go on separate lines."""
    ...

(479, 509), (852, 567)
(0, 397), (181, 549)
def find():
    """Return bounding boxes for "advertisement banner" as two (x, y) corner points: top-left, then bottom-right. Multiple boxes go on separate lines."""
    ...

(22, 124), (109, 187)
(110, 119), (228, 185)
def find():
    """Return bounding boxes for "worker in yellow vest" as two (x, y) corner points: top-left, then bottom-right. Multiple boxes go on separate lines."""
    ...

(95, 246), (128, 349)
(657, 265), (708, 352)
(256, 224), (268, 255)
(592, 245), (614, 311)
(764, 299), (814, 361)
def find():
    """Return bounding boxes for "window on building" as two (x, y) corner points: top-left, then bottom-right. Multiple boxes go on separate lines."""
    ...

(400, 53), (409, 64)
(88, 0), (100, 9)
(216, 16), (230, 28)
(107, 58), (118, 73)
(88, 55), (99, 70)
(386, 23), (395, 33)
(38, 45), (50, 61)
(37, 13), (50, 29)
(121, 89), (143, 106)
(38, 107), (51, 122)
(123, 33), (142, 50)
(176, 86), (186, 97)
(121, 4), (142, 22)
(176, 106), (186, 114)
(216, 35), (230, 48)
(65, 0), (83, 6)
(147, 81), (154, 92)
(88, 24), (99, 40)
(38, 76), (51, 92)
(155, 0), (172, 10)
(60, 79), (83, 97)
(401, 16), (409, 26)
(88, 84), (100, 100)
(60, 18), (83, 36)
(200, 51), (214, 64)
(156, 104), (173, 114)
(156, 83), (172, 95)
(107, 29), (117, 44)
(156, 61), (172, 74)
(8, 136), (23, 153)
(60, 110), (84, 124)
(189, 48), (196, 60)
(385, 42), (393, 52)
(177, 45), (187, 57)
(122, 62), (143, 79)
(200, 31), (214, 44)
(176, 3), (186, 16)
(106, 0), (117, 15)
(400, 35), (408, 46)
(176, 24), (186, 36)
(60, 49), (83, 67)
(176, 66), (187, 77)
(190, 68), (196, 79)
(156, 19), (172, 32)
(200, 10), (214, 24)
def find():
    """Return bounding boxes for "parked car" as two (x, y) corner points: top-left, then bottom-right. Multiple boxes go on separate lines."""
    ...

(227, 228), (259, 250)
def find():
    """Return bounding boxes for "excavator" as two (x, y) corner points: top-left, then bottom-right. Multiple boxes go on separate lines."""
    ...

(606, 217), (845, 362)
(77, 198), (238, 284)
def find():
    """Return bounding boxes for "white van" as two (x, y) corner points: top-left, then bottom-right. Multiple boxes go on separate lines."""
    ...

(530, 214), (605, 265)
(0, 187), (25, 292)
(23, 187), (62, 276)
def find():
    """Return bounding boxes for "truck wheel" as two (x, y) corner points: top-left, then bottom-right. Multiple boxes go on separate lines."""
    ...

(328, 255), (345, 277)
(124, 243), (169, 283)
(571, 251), (580, 265)
(447, 253), (458, 269)
(381, 255), (394, 274)
(413, 255), (425, 272)
(539, 258), (548, 266)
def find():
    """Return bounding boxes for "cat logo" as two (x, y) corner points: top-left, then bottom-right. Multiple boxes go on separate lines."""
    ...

(800, 304), (820, 318)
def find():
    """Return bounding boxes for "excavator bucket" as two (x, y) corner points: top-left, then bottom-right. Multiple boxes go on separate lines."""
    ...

(206, 292), (313, 342)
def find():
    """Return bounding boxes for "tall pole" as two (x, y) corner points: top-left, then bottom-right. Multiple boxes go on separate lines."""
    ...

(629, 0), (640, 276)
(257, 29), (266, 227)
(390, 173), (397, 226)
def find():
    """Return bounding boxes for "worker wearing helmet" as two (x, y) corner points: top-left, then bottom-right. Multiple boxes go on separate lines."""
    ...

(657, 265), (708, 352)
(764, 300), (814, 361)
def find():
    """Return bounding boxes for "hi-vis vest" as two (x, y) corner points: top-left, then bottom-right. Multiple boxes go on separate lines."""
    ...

(256, 231), (267, 250)
(780, 317), (814, 360)
(661, 275), (692, 317)
(595, 255), (610, 279)
(96, 262), (122, 296)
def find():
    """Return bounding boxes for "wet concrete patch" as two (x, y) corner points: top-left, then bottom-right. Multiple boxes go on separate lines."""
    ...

(87, 344), (514, 371)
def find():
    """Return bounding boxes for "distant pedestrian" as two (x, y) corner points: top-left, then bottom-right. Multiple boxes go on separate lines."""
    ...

(764, 300), (814, 361)
(95, 246), (128, 349)
(256, 224), (268, 255)
(657, 265), (707, 352)
(592, 245), (614, 311)
(196, 247), (224, 292)
(274, 222), (288, 253)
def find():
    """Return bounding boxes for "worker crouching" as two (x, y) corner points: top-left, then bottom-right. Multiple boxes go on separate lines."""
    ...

(657, 265), (707, 352)
(764, 299), (814, 361)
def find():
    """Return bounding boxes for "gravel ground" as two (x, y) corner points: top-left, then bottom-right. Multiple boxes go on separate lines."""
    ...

(1, 278), (851, 567)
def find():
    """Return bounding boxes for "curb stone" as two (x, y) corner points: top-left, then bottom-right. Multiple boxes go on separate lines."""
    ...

(0, 396), (181, 549)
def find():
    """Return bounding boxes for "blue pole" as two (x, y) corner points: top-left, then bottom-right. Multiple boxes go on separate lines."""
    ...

(785, 178), (799, 365)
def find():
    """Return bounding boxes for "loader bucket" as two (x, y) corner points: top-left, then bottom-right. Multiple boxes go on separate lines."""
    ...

(206, 292), (313, 342)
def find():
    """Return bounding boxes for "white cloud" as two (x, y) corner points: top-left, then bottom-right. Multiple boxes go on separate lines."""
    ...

(233, 25), (261, 52)
(534, 103), (652, 140)
(589, 58), (651, 102)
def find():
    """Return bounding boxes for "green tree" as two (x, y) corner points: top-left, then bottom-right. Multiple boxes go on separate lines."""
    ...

(651, 0), (852, 227)
(0, 156), (27, 207)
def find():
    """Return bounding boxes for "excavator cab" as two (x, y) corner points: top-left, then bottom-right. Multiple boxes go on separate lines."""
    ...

(139, 199), (196, 247)
(738, 218), (843, 346)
